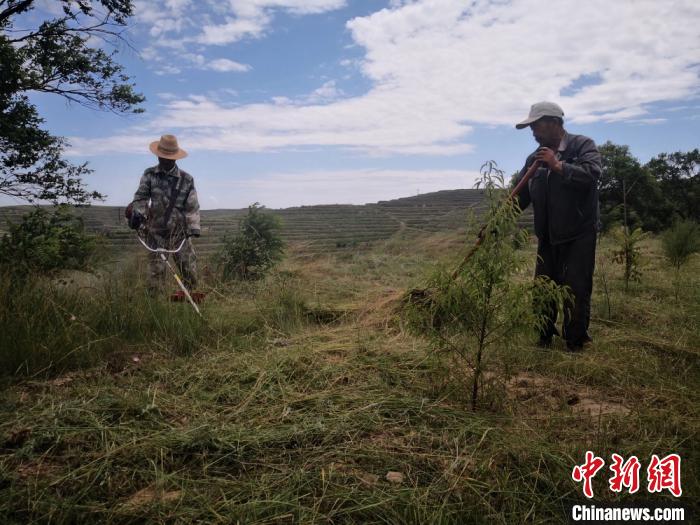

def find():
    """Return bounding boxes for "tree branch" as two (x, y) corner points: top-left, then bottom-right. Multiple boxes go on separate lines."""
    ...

(0, 0), (33, 25)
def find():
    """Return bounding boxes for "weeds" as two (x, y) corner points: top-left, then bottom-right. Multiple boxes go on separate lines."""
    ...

(0, 266), (209, 378)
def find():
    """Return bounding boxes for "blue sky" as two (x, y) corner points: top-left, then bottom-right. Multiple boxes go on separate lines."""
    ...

(9, 0), (700, 209)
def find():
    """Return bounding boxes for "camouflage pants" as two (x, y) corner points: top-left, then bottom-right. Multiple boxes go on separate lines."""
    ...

(147, 231), (197, 292)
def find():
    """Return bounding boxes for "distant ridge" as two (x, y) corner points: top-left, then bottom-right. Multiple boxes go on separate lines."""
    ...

(0, 189), (531, 256)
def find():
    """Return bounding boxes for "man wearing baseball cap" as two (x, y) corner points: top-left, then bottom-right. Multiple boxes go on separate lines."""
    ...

(127, 134), (201, 293)
(513, 102), (602, 351)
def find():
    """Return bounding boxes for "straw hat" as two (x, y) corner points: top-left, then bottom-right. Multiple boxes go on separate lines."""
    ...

(149, 134), (188, 160)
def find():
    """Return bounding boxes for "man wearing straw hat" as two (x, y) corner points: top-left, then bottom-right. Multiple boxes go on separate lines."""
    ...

(127, 134), (200, 292)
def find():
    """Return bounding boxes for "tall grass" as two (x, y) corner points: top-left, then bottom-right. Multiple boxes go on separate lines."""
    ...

(0, 268), (209, 378)
(0, 260), (332, 380)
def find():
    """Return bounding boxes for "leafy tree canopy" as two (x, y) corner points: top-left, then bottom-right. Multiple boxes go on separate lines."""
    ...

(0, 0), (144, 204)
(646, 149), (699, 223)
(598, 143), (699, 232)
(598, 141), (668, 232)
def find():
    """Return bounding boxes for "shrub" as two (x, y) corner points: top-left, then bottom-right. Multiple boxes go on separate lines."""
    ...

(662, 220), (699, 300)
(0, 206), (96, 276)
(662, 220), (700, 271)
(218, 203), (284, 281)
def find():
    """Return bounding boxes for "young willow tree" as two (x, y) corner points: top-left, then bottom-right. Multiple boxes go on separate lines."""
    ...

(403, 162), (567, 411)
(611, 226), (646, 292)
(0, 1), (143, 203)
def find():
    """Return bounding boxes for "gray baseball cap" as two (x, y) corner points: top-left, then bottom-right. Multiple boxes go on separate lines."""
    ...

(515, 101), (564, 129)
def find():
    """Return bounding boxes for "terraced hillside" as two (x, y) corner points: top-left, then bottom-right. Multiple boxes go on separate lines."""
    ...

(0, 189), (532, 258)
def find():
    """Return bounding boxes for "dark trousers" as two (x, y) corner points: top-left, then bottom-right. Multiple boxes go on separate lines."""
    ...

(535, 230), (596, 346)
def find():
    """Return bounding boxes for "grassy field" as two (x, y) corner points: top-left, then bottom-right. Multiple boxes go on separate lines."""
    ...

(0, 222), (698, 523)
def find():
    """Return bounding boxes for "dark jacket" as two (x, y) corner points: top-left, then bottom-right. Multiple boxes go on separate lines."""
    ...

(515, 132), (601, 244)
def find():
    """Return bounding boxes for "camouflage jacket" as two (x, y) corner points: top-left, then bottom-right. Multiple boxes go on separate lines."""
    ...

(132, 164), (201, 236)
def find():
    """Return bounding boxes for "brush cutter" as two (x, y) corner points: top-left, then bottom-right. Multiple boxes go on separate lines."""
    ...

(406, 160), (542, 305)
(134, 232), (203, 317)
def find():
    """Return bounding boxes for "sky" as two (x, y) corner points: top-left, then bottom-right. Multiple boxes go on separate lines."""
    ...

(7, 0), (700, 209)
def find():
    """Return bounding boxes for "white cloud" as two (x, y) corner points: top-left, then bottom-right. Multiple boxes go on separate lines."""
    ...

(176, 53), (252, 73)
(272, 96), (293, 105)
(346, 0), (700, 126)
(135, 0), (192, 25)
(628, 118), (668, 125)
(68, 91), (473, 156)
(306, 80), (343, 103)
(80, 0), (700, 156)
(154, 64), (182, 76)
(136, 0), (346, 46)
(156, 92), (179, 100)
(136, 1), (343, 71)
(197, 17), (267, 45)
(206, 58), (252, 72)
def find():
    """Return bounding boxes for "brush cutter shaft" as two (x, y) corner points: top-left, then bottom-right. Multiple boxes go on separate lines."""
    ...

(159, 253), (202, 316)
(134, 230), (202, 317)
(509, 161), (541, 202)
(450, 161), (541, 279)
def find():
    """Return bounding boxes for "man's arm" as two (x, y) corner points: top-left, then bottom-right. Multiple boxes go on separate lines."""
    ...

(535, 138), (601, 190)
(131, 171), (151, 216)
(559, 137), (601, 190)
(185, 180), (201, 237)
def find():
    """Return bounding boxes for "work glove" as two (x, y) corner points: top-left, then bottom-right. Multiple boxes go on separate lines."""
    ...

(125, 203), (145, 230)
(129, 211), (145, 230)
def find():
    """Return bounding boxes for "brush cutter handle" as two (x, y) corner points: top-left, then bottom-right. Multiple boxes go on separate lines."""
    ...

(450, 161), (541, 279)
(132, 230), (202, 317)
(135, 233), (188, 254)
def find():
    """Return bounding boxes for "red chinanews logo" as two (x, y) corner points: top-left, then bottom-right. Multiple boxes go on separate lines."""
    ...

(572, 451), (682, 499)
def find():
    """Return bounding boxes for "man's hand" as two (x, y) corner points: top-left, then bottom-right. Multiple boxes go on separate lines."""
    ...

(125, 203), (145, 230)
(129, 212), (144, 230)
(534, 147), (563, 173)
